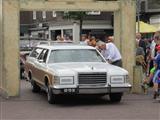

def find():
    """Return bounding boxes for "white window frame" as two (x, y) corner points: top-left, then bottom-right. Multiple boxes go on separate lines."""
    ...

(42, 11), (46, 19)
(33, 11), (36, 20)
(52, 11), (57, 17)
(49, 25), (73, 40)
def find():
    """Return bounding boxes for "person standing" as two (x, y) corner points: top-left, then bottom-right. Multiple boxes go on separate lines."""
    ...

(136, 33), (148, 64)
(135, 40), (146, 72)
(149, 31), (160, 75)
(80, 34), (89, 45)
(152, 45), (160, 100)
(136, 33), (146, 55)
(56, 35), (61, 41)
(88, 36), (97, 47)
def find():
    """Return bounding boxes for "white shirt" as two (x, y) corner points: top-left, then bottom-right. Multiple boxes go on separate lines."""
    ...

(101, 42), (122, 62)
(150, 40), (156, 58)
(80, 39), (89, 45)
(136, 38), (140, 43)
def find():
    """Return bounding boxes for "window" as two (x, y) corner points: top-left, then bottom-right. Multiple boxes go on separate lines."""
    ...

(147, 0), (160, 12)
(140, 1), (146, 13)
(48, 49), (105, 63)
(33, 11), (36, 20)
(30, 48), (43, 58)
(42, 11), (46, 19)
(38, 49), (48, 63)
(51, 30), (61, 40)
(63, 29), (73, 41)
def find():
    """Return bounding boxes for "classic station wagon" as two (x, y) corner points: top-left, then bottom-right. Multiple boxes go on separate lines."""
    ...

(25, 43), (131, 104)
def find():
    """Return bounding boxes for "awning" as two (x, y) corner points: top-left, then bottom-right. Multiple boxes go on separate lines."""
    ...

(136, 21), (158, 33)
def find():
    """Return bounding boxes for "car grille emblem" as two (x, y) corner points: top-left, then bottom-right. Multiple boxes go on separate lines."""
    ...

(91, 66), (94, 70)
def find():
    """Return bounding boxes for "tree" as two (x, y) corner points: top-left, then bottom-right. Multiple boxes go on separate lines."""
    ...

(63, 11), (86, 41)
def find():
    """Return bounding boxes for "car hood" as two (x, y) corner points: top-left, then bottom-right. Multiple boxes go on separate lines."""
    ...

(48, 62), (128, 76)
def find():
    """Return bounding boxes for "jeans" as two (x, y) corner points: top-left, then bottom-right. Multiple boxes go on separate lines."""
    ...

(153, 69), (160, 83)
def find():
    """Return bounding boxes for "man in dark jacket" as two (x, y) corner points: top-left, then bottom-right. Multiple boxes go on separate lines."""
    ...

(136, 33), (146, 60)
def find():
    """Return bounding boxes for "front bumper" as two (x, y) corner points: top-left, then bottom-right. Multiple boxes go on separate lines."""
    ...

(51, 85), (132, 95)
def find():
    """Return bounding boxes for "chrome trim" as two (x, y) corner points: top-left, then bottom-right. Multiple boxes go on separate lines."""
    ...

(78, 72), (107, 85)
(51, 86), (131, 94)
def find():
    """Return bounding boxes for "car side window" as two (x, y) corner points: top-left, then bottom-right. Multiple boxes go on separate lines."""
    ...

(43, 50), (48, 62)
(30, 48), (43, 58)
(38, 49), (48, 63)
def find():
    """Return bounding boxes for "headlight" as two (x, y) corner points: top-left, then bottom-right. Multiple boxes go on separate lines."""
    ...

(53, 76), (60, 84)
(60, 76), (74, 85)
(53, 76), (74, 85)
(110, 76), (125, 84)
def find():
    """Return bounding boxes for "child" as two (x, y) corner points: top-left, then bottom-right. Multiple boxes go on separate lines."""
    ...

(154, 72), (160, 100)
(152, 45), (160, 99)
(148, 65), (156, 87)
(142, 64), (156, 94)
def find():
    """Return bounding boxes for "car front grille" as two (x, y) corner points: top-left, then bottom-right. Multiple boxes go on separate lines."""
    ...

(78, 72), (107, 85)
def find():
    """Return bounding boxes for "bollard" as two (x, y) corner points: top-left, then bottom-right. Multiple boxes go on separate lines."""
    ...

(132, 65), (143, 93)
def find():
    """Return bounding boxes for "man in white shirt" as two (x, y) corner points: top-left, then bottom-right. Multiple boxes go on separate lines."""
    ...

(97, 37), (122, 67)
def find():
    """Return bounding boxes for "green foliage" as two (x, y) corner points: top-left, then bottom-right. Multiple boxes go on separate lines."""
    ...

(63, 11), (87, 39)
(63, 11), (86, 20)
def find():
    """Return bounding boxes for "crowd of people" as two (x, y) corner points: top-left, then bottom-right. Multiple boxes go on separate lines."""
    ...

(55, 32), (160, 100)
(56, 35), (72, 42)
(80, 34), (122, 67)
(136, 31), (160, 100)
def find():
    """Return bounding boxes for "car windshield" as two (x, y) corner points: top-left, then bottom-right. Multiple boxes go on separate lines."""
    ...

(48, 49), (105, 63)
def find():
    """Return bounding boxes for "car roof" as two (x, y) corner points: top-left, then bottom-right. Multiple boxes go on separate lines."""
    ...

(36, 44), (96, 50)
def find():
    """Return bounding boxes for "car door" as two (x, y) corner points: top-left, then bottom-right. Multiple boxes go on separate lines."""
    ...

(26, 47), (43, 81)
(34, 49), (49, 85)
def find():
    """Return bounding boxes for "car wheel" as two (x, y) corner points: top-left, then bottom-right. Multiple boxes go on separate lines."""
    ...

(109, 93), (122, 103)
(31, 79), (41, 93)
(20, 68), (24, 79)
(47, 86), (56, 104)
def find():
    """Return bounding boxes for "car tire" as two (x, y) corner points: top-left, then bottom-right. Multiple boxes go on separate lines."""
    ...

(47, 86), (56, 104)
(20, 70), (23, 79)
(31, 80), (41, 93)
(20, 68), (24, 79)
(109, 93), (122, 103)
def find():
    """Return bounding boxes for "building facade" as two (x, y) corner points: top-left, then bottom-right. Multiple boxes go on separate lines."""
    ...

(138, 0), (160, 29)
(20, 11), (113, 41)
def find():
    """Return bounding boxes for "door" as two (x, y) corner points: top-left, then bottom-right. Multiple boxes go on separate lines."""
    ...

(27, 47), (43, 81)
(35, 49), (49, 85)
